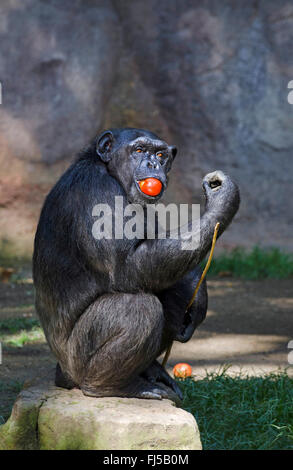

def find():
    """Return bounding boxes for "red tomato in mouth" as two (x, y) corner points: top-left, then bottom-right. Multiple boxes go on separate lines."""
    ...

(173, 363), (192, 378)
(138, 178), (162, 196)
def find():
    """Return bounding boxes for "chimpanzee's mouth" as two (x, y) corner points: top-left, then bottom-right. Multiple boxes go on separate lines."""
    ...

(136, 177), (164, 198)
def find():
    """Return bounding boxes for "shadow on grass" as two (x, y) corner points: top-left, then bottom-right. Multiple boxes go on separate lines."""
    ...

(178, 368), (293, 450)
(0, 380), (24, 424)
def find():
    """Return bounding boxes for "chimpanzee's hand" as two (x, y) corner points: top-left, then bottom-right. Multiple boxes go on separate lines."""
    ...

(203, 170), (240, 215)
(173, 312), (195, 343)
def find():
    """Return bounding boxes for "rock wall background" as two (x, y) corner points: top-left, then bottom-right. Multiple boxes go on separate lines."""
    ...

(0, 0), (293, 258)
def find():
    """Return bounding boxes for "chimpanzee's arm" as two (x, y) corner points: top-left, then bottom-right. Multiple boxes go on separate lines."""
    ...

(124, 171), (240, 292)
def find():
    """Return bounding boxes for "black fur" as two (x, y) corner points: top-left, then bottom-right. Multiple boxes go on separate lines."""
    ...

(33, 128), (240, 401)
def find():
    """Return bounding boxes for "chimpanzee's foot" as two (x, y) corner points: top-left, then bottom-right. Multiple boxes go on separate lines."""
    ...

(81, 376), (179, 403)
(136, 381), (173, 400)
(141, 360), (183, 401)
(138, 382), (182, 406)
(55, 363), (77, 389)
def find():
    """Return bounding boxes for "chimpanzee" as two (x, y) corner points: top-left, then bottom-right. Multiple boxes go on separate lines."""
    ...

(33, 128), (240, 402)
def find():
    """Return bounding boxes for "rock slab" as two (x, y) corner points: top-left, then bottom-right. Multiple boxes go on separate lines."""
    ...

(0, 382), (201, 450)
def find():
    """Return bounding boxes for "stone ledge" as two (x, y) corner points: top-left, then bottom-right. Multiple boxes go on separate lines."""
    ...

(0, 379), (201, 450)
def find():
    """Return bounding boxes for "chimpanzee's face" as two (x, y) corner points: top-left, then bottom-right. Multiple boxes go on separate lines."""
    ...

(96, 128), (177, 204)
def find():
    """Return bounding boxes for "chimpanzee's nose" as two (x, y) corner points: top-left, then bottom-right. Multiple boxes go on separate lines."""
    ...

(146, 155), (160, 170)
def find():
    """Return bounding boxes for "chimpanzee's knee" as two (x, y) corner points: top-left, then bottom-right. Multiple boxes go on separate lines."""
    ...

(65, 292), (164, 394)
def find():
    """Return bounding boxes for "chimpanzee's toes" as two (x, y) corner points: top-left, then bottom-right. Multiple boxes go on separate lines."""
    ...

(155, 382), (182, 406)
(139, 389), (164, 400)
(156, 368), (183, 400)
(138, 383), (180, 404)
(163, 376), (183, 401)
(135, 381), (170, 400)
(142, 361), (183, 401)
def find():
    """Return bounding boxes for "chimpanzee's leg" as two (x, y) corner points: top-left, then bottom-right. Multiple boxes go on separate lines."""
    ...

(63, 292), (178, 400)
(158, 265), (208, 344)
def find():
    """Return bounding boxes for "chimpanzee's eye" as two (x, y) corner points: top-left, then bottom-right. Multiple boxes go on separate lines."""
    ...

(157, 152), (166, 161)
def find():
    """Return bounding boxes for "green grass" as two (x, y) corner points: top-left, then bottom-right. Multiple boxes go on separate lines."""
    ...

(178, 368), (293, 450)
(2, 327), (45, 347)
(204, 247), (293, 279)
(0, 317), (44, 347)
(0, 317), (40, 334)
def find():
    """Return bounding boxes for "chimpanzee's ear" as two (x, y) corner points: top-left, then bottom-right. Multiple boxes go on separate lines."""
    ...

(96, 131), (114, 162)
(169, 145), (177, 160)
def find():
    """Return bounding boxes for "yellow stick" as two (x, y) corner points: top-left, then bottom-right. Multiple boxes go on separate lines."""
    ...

(162, 222), (220, 368)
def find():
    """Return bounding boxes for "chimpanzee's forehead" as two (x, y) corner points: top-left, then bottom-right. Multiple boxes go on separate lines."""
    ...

(111, 128), (167, 146)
